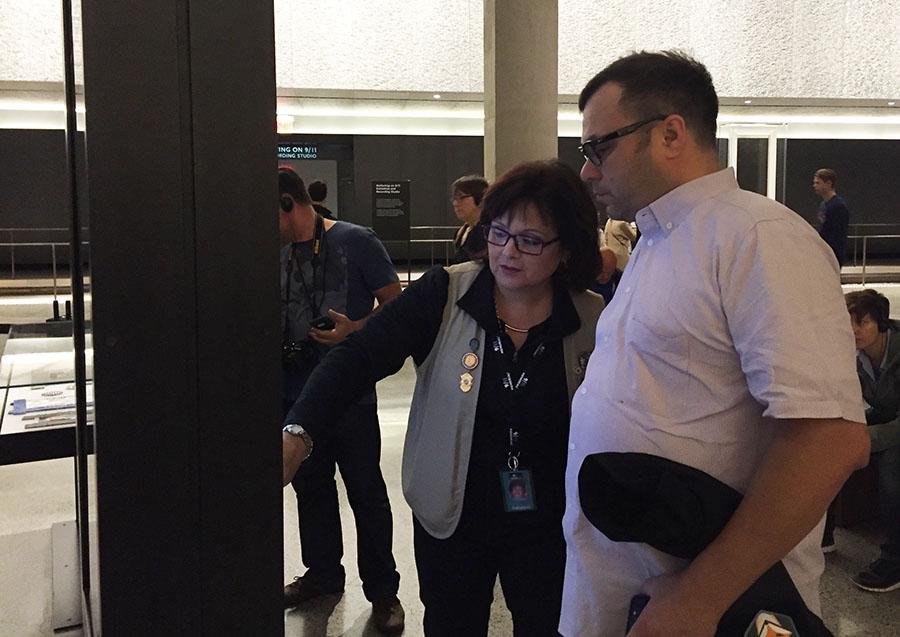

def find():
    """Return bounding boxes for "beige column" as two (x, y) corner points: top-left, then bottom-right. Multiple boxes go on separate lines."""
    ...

(484, 0), (559, 181)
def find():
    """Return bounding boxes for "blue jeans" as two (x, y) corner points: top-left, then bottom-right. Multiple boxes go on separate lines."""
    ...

(877, 444), (900, 563)
(289, 401), (400, 602)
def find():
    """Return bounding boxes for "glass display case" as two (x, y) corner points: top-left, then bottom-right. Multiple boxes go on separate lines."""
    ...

(0, 322), (93, 463)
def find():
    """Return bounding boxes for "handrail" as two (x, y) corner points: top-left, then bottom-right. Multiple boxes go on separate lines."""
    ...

(0, 227), (89, 232)
(845, 234), (900, 285)
(2, 228), (90, 279)
(1, 240), (90, 288)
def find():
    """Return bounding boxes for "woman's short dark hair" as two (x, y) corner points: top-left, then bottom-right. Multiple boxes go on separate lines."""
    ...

(479, 160), (600, 291)
(845, 289), (891, 332)
(451, 175), (489, 205)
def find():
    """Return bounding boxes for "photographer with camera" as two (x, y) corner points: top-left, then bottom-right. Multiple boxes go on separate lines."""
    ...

(278, 166), (405, 634)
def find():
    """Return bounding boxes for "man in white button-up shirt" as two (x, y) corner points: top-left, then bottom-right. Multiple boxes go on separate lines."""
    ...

(561, 51), (870, 636)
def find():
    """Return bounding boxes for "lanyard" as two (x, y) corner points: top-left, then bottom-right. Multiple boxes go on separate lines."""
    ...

(283, 214), (326, 342)
(492, 324), (548, 469)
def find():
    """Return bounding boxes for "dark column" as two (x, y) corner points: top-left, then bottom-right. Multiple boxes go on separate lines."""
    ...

(81, 1), (282, 634)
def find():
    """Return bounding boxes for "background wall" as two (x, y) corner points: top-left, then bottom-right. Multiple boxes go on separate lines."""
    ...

(5, 130), (898, 266)
(781, 139), (900, 226)
(559, 0), (900, 99)
(0, 129), (87, 267)
(4, 0), (898, 100)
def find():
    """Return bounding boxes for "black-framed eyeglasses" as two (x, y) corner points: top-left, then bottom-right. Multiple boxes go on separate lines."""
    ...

(450, 193), (473, 203)
(483, 224), (559, 256)
(578, 114), (668, 167)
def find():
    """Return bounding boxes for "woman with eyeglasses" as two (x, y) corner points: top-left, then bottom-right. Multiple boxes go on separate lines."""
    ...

(283, 160), (604, 636)
(449, 174), (489, 262)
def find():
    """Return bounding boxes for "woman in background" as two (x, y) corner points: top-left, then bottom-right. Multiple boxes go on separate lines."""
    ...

(450, 174), (489, 262)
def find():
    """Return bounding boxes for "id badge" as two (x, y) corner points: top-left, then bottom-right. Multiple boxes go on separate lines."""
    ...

(500, 469), (536, 512)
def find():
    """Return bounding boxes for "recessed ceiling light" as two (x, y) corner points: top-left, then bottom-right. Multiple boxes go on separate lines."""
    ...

(433, 94), (442, 100)
(743, 100), (752, 105)
(889, 101), (897, 106)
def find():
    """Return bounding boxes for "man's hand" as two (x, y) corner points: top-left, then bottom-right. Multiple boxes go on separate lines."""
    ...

(627, 572), (720, 636)
(282, 431), (309, 486)
(308, 309), (359, 345)
(628, 417), (868, 637)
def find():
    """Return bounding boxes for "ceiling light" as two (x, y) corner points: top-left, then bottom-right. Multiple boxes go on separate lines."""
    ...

(433, 94), (441, 99)
(889, 101), (897, 106)
(744, 100), (752, 105)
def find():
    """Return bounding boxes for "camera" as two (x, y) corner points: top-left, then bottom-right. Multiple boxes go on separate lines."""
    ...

(309, 314), (335, 331)
(281, 340), (319, 367)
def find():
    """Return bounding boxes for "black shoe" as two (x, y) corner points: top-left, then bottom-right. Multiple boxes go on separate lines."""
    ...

(372, 596), (405, 635)
(283, 575), (344, 608)
(852, 558), (900, 593)
(821, 532), (836, 554)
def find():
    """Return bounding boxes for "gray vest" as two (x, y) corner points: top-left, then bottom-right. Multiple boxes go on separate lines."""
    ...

(402, 261), (603, 538)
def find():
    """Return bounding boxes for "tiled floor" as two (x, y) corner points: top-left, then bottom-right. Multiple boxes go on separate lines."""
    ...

(2, 282), (900, 635)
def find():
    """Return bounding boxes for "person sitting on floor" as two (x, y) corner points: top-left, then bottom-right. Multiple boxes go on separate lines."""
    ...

(845, 289), (900, 593)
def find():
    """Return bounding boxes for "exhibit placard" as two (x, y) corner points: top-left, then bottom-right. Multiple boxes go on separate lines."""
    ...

(371, 180), (410, 242)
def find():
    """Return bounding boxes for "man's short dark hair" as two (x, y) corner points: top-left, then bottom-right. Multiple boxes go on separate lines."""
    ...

(451, 175), (489, 205)
(308, 180), (327, 202)
(815, 168), (837, 187)
(845, 289), (891, 332)
(278, 166), (312, 205)
(578, 50), (719, 150)
(479, 160), (600, 291)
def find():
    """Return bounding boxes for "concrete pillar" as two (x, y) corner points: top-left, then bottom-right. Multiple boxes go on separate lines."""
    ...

(484, 0), (559, 181)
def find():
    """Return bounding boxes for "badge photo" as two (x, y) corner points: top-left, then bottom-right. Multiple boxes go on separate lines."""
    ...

(500, 469), (536, 512)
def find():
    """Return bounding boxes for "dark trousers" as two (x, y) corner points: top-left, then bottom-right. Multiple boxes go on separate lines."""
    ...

(413, 515), (565, 637)
(289, 401), (400, 602)
(877, 445), (900, 563)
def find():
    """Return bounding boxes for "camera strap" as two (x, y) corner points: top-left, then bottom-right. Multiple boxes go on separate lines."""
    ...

(284, 214), (327, 342)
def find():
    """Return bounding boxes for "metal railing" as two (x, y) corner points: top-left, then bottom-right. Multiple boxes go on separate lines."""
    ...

(397, 225), (460, 284)
(846, 234), (900, 285)
(1, 227), (90, 280)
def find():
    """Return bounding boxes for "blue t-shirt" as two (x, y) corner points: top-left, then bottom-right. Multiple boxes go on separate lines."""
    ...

(280, 221), (398, 404)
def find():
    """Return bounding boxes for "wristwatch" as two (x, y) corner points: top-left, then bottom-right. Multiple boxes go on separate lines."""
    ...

(282, 423), (314, 461)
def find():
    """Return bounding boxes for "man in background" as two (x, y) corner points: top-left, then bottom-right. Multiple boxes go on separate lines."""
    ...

(278, 166), (404, 634)
(844, 289), (900, 593)
(308, 179), (336, 219)
(813, 168), (850, 268)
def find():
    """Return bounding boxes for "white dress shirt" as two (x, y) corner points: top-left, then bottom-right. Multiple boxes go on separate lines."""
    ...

(560, 168), (866, 636)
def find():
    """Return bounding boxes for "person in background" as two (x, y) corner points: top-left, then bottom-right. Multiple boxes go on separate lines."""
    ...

(844, 289), (900, 593)
(284, 160), (604, 636)
(813, 168), (849, 268)
(278, 166), (404, 634)
(564, 50), (869, 636)
(590, 246), (620, 305)
(599, 217), (636, 272)
(308, 179), (336, 220)
(450, 174), (489, 262)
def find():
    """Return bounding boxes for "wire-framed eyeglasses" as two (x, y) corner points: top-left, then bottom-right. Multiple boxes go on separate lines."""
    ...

(483, 224), (560, 256)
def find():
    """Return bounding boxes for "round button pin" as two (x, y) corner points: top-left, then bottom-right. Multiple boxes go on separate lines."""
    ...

(461, 352), (479, 370)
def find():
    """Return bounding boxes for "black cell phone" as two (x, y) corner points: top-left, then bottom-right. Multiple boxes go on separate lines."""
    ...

(310, 314), (335, 330)
(625, 594), (650, 634)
